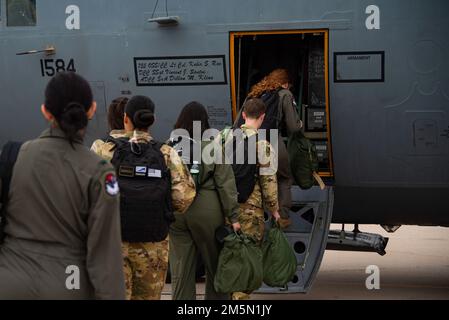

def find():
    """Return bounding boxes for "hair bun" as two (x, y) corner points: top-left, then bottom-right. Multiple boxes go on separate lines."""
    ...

(64, 102), (84, 113)
(59, 102), (89, 141)
(133, 110), (154, 128)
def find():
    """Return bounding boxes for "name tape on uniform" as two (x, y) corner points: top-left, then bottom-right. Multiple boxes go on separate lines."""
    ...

(118, 166), (162, 178)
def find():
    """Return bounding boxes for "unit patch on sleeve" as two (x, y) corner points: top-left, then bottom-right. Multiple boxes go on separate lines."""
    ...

(105, 173), (120, 196)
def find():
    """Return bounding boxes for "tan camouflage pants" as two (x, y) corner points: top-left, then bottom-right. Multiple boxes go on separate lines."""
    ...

(122, 239), (169, 300)
(232, 204), (265, 300)
(238, 204), (265, 245)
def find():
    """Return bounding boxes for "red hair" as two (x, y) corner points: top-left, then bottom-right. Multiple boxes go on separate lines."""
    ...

(247, 69), (290, 98)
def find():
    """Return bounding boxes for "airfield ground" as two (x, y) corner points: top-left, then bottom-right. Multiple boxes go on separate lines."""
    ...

(162, 224), (449, 300)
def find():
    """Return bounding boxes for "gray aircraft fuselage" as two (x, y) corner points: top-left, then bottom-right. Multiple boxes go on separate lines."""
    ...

(1, 0), (448, 226)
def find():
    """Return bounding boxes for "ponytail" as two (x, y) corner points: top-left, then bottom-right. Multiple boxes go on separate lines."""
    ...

(58, 102), (89, 143)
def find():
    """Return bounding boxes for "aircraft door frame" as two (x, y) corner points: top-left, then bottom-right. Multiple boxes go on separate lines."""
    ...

(229, 29), (333, 178)
(229, 29), (335, 294)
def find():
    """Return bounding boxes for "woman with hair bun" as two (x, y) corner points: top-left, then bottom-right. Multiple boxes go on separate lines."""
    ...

(0, 72), (125, 299)
(92, 95), (196, 300)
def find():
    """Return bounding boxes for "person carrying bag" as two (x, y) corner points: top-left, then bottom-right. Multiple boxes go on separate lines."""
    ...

(214, 232), (263, 294)
(262, 220), (297, 287)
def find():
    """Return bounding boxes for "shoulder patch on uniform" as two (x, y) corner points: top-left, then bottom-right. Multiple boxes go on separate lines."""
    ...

(105, 173), (119, 196)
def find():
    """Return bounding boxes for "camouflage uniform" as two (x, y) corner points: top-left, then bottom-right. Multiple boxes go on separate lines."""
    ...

(232, 125), (279, 300)
(91, 130), (127, 162)
(237, 125), (279, 244)
(92, 130), (196, 300)
(121, 240), (169, 300)
(234, 90), (302, 222)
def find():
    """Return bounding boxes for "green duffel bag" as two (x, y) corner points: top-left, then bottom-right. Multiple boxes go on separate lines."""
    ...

(287, 130), (320, 190)
(262, 221), (297, 287)
(214, 232), (263, 294)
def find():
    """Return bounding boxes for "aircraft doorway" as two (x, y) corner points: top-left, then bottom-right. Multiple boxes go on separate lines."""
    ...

(230, 30), (333, 177)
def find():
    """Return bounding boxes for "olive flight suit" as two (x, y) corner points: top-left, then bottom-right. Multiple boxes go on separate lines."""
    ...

(0, 127), (125, 300)
(169, 140), (240, 300)
(277, 89), (302, 220)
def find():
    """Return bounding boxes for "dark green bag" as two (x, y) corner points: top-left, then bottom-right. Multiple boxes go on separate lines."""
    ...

(287, 130), (319, 190)
(214, 233), (263, 294)
(262, 221), (297, 287)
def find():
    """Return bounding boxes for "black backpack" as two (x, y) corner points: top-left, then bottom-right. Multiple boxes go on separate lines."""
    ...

(0, 141), (23, 244)
(224, 131), (259, 204)
(109, 137), (174, 243)
(259, 90), (281, 131)
(234, 90), (281, 142)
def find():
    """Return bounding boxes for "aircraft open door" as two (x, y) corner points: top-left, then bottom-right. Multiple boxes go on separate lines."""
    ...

(258, 186), (334, 293)
(230, 30), (333, 177)
(230, 30), (334, 293)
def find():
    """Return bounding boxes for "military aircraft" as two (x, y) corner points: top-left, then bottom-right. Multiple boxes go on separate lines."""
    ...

(0, 0), (448, 293)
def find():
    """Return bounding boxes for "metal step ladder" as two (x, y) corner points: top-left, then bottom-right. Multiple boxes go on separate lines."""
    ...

(257, 185), (334, 294)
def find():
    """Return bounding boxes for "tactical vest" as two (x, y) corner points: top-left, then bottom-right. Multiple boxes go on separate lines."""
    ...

(110, 137), (174, 243)
(224, 132), (259, 204)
